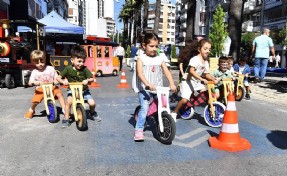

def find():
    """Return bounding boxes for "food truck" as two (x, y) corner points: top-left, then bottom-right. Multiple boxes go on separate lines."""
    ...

(50, 37), (119, 77)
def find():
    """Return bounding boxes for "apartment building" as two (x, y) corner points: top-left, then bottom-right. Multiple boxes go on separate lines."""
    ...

(209, 0), (287, 34)
(47, 0), (68, 19)
(67, 0), (79, 25)
(242, 0), (263, 32)
(262, 0), (287, 30)
(148, 0), (176, 45)
(175, 0), (207, 46)
(83, 0), (115, 37)
(175, 0), (187, 46)
(98, 0), (115, 37)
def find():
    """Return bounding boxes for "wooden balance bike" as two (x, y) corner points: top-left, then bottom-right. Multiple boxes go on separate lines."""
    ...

(179, 81), (226, 128)
(234, 74), (245, 101)
(69, 82), (88, 131)
(41, 83), (60, 123)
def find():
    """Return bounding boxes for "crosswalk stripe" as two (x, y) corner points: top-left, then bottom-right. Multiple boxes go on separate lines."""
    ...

(175, 128), (207, 140)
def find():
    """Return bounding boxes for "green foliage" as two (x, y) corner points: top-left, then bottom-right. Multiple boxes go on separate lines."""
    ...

(126, 45), (131, 58)
(279, 26), (287, 47)
(171, 45), (177, 58)
(241, 32), (256, 56)
(209, 5), (228, 57)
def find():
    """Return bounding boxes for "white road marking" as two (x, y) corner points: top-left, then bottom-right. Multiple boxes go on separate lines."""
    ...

(144, 127), (210, 149)
(175, 128), (207, 140)
(173, 134), (210, 148)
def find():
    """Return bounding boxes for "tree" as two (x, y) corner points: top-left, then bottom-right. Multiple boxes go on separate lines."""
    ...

(228, 0), (246, 62)
(185, 1), (196, 41)
(118, 2), (133, 48)
(171, 45), (177, 58)
(126, 45), (131, 58)
(209, 5), (228, 57)
(279, 25), (287, 47)
(241, 32), (256, 57)
(143, 0), (149, 34)
(153, 0), (161, 34)
(133, 0), (144, 44)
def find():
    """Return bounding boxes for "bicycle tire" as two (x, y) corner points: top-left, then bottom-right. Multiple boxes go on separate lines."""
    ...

(155, 112), (176, 144)
(47, 100), (59, 123)
(76, 104), (88, 131)
(203, 102), (225, 128)
(235, 86), (245, 101)
(179, 105), (195, 120)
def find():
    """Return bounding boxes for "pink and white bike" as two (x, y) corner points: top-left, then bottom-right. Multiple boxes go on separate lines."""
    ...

(134, 86), (176, 144)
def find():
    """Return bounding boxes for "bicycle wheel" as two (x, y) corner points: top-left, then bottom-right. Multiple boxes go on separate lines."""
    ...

(203, 102), (225, 128)
(235, 86), (245, 101)
(76, 104), (88, 131)
(47, 100), (59, 123)
(179, 105), (195, 120)
(155, 112), (176, 144)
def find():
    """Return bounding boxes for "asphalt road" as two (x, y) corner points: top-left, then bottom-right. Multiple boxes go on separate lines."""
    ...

(0, 66), (287, 176)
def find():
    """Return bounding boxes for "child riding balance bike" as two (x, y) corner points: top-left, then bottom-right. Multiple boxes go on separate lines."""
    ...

(24, 50), (65, 122)
(56, 45), (101, 130)
(171, 39), (224, 127)
(132, 33), (176, 143)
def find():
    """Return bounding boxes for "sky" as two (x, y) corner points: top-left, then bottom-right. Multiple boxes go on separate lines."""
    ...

(114, 0), (176, 31)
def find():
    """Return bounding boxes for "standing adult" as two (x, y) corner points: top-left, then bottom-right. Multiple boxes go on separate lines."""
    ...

(116, 43), (125, 72)
(164, 44), (172, 60)
(130, 43), (138, 71)
(251, 28), (275, 82)
(275, 52), (281, 68)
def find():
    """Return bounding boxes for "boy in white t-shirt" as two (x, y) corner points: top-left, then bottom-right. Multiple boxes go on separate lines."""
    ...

(24, 50), (65, 119)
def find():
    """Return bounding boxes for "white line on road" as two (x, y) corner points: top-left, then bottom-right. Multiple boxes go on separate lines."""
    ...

(173, 134), (210, 148)
(175, 128), (207, 140)
(143, 128), (210, 149)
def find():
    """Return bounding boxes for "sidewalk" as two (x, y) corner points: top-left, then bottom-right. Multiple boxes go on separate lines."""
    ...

(249, 72), (287, 107)
(170, 69), (287, 107)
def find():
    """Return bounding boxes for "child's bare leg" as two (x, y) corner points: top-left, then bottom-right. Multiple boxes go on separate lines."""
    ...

(173, 98), (188, 113)
(64, 98), (72, 120)
(245, 86), (250, 93)
(24, 102), (38, 119)
(30, 103), (38, 111)
(87, 99), (96, 113)
(56, 92), (65, 111)
(88, 99), (101, 121)
(215, 91), (220, 99)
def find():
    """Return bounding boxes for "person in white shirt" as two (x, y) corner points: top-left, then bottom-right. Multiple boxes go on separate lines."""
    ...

(275, 53), (281, 68)
(115, 43), (125, 72)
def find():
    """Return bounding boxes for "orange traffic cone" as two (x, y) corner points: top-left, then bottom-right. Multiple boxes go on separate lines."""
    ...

(88, 74), (101, 88)
(116, 70), (130, 88)
(208, 92), (251, 152)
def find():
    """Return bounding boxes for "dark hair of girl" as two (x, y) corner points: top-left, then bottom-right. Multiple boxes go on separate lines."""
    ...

(178, 40), (199, 66)
(142, 32), (159, 45)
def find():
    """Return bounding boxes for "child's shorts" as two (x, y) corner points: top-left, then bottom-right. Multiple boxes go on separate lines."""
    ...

(244, 80), (249, 87)
(32, 86), (61, 103)
(67, 89), (94, 101)
(180, 80), (206, 100)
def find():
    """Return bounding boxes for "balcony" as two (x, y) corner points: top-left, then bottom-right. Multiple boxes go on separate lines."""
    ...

(242, 20), (261, 32)
(263, 16), (286, 29)
(264, 0), (283, 10)
(244, 1), (262, 13)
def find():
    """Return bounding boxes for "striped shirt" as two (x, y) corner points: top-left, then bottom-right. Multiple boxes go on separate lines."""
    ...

(133, 53), (164, 92)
